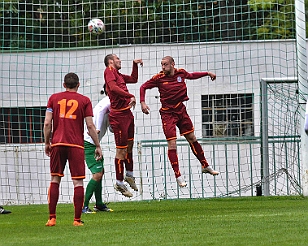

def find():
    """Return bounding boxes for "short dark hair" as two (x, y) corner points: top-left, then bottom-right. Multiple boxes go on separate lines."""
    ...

(104, 54), (114, 67)
(64, 72), (79, 89)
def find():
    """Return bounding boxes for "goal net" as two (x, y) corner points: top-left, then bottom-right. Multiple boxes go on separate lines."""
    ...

(0, 0), (305, 205)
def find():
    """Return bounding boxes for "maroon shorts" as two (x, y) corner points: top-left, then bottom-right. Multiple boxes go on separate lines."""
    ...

(159, 104), (194, 140)
(50, 146), (85, 179)
(109, 109), (134, 148)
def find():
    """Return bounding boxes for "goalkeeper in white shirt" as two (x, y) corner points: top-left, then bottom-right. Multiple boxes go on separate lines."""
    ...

(82, 84), (113, 213)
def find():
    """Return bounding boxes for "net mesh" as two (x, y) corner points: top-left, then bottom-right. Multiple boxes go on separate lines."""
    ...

(0, 0), (305, 204)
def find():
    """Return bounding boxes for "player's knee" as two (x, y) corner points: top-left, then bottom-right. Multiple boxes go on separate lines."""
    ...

(93, 172), (103, 181)
(116, 147), (127, 159)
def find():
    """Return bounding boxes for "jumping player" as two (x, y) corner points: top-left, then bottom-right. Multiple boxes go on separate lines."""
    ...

(104, 54), (143, 197)
(140, 56), (219, 187)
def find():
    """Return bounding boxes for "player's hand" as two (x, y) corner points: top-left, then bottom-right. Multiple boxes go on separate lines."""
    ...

(141, 101), (150, 114)
(129, 96), (136, 110)
(95, 147), (103, 161)
(45, 143), (52, 157)
(133, 59), (143, 67)
(208, 72), (216, 81)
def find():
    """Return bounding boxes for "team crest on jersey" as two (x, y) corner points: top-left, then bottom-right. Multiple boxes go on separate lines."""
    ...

(177, 76), (182, 82)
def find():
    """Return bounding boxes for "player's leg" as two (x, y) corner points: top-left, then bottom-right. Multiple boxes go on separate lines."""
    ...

(46, 176), (61, 226)
(83, 141), (103, 213)
(124, 115), (138, 191)
(180, 108), (219, 176)
(46, 146), (66, 226)
(110, 111), (133, 197)
(184, 131), (208, 166)
(68, 148), (85, 226)
(93, 169), (113, 212)
(93, 172), (103, 207)
(167, 139), (186, 187)
(72, 179), (84, 226)
(160, 111), (186, 187)
(113, 148), (133, 197)
(167, 138), (179, 178)
(124, 149), (138, 191)
(114, 145), (127, 186)
(184, 132), (219, 175)
(124, 140), (134, 176)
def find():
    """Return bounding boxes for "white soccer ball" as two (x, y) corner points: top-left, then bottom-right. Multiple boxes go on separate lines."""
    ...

(88, 18), (105, 35)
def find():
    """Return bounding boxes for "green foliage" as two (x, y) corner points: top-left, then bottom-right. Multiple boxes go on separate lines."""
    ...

(248, 0), (276, 11)
(248, 0), (295, 39)
(1, 197), (308, 245)
(0, 0), (300, 51)
(96, 0), (221, 46)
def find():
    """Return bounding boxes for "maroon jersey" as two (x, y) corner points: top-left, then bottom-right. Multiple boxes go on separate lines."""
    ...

(104, 63), (138, 111)
(140, 68), (208, 110)
(46, 91), (93, 148)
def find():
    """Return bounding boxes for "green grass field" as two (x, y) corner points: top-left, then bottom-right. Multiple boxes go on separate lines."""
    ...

(1, 196), (308, 246)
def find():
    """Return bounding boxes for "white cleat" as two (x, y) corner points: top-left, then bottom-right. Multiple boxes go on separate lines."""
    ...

(124, 175), (138, 191)
(202, 166), (219, 176)
(176, 176), (187, 187)
(114, 183), (133, 198)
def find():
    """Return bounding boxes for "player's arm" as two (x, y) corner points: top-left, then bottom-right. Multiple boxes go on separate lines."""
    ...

(43, 110), (53, 157)
(85, 116), (103, 160)
(107, 79), (134, 98)
(95, 102), (110, 136)
(123, 59), (143, 84)
(106, 78), (136, 109)
(186, 71), (216, 81)
(140, 76), (158, 114)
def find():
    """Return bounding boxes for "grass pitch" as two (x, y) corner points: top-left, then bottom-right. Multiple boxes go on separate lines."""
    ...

(1, 196), (308, 246)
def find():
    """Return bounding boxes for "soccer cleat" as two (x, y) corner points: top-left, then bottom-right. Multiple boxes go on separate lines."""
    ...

(0, 206), (11, 214)
(93, 204), (114, 212)
(202, 166), (219, 176)
(73, 220), (84, 226)
(176, 176), (187, 187)
(82, 206), (96, 214)
(124, 175), (138, 191)
(45, 218), (56, 227)
(114, 183), (133, 198)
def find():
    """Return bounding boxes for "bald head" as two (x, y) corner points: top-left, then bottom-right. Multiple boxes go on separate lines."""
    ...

(162, 56), (175, 64)
(161, 56), (175, 76)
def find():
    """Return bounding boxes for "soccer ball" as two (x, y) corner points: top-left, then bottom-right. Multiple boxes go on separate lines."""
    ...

(88, 18), (105, 35)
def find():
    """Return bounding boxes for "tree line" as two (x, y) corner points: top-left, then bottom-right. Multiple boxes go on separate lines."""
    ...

(0, 0), (303, 51)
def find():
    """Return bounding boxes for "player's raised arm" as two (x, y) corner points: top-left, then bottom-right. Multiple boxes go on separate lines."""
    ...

(133, 58), (143, 67)
(123, 58), (143, 84)
(207, 71), (216, 81)
(186, 71), (216, 81)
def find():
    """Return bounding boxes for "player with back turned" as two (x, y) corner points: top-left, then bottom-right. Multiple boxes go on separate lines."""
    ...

(44, 72), (102, 226)
(140, 56), (219, 187)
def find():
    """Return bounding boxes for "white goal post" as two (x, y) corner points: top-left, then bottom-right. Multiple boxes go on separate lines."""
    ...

(260, 77), (299, 196)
